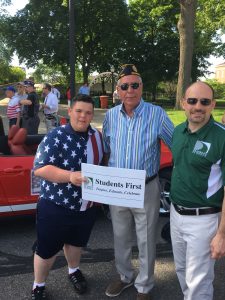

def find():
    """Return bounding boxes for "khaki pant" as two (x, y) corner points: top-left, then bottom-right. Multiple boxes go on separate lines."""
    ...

(110, 176), (160, 293)
(170, 204), (220, 300)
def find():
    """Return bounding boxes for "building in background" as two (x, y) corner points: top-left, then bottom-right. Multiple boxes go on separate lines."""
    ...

(215, 62), (225, 83)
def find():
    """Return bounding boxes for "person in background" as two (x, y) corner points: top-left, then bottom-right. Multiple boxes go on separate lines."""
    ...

(170, 81), (225, 300)
(6, 86), (20, 128)
(16, 82), (27, 101)
(16, 82), (27, 127)
(78, 82), (90, 95)
(102, 64), (174, 300)
(40, 83), (59, 133)
(51, 85), (61, 103)
(31, 94), (103, 300)
(20, 80), (40, 134)
(66, 86), (71, 107)
(112, 88), (121, 106)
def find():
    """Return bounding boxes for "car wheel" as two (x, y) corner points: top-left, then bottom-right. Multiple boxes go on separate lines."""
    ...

(159, 168), (172, 216)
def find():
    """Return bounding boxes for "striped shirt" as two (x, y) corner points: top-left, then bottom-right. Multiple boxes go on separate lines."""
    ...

(7, 95), (20, 119)
(102, 99), (174, 177)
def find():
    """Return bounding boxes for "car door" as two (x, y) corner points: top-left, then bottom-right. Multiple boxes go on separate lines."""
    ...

(0, 155), (39, 216)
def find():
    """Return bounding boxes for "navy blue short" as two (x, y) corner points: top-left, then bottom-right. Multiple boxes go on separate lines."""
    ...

(35, 198), (97, 259)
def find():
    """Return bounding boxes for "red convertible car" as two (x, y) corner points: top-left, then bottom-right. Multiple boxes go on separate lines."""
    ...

(0, 120), (172, 217)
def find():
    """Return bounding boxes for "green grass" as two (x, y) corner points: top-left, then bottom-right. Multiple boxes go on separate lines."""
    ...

(166, 108), (224, 126)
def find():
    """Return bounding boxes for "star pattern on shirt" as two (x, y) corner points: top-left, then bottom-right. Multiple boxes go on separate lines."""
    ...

(71, 150), (77, 158)
(63, 143), (69, 151)
(36, 151), (41, 159)
(34, 126), (88, 211)
(49, 155), (56, 163)
(44, 145), (50, 153)
(67, 135), (72, 142)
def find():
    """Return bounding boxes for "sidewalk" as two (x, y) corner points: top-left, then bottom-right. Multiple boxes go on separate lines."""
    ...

(0, 98), (107, 134)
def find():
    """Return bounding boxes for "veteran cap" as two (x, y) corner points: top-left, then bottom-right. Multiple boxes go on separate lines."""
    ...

(23, 80), (34, 87)
(118, 64), (140, 79)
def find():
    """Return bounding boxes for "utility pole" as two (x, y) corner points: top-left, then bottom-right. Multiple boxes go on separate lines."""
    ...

(69, 0), (75, 99)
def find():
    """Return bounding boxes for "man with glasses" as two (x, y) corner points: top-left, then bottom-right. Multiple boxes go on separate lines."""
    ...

(102, 64), (174, 300)
(170, 81), (225, 300)
(20, 80), (40, 134)
(41, 83), (59, 133)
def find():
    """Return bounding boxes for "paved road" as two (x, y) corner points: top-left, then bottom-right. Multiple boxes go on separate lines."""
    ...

(0, 213), (225, 300)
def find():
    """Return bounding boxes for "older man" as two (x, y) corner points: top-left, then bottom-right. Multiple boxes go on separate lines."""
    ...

(102, 64), (174, 300)
(170, 81), (225, 300)
(6, 86), (20, 128)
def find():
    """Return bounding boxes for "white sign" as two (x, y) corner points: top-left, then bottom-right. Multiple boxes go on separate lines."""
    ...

(82, 163), (146, 208)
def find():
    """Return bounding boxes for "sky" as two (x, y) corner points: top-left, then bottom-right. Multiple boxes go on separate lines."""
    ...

(4, 0), (225, 78)
(4, 0), (29, 16)
(4, 0), (31, 74)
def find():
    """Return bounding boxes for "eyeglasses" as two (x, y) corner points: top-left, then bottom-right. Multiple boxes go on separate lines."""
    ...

(119, 82), (141, 91)
(186, 98), (212, 106)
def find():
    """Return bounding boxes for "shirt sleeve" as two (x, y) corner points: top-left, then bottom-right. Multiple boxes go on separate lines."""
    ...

(48, 94), (58, 111)
(159, 108), (174, 149)
(102, 111), (111, 154)
(33, 129), (61, 170)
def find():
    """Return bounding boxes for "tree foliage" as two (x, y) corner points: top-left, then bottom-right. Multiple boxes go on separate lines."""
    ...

(73, 0), (134, 81)
(128, 0), (180, 100)
(176, 0), (225, 107)
(0, 64), (26, 84)
(32, 62), (83, 84)
(3, 0), (133, 82)
(2, 0), (225, 101)
(205, 78), (225, 99)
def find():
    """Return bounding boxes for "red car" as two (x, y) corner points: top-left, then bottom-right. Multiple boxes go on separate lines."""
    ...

(0, 121), (172, 217)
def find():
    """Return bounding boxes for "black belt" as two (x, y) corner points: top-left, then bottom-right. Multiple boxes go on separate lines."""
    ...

(45, 113), (57, 120)
(145, 174), (157, 184)
(173, 203), (221, 216)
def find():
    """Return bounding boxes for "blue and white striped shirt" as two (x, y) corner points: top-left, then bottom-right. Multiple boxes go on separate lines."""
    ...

(102, 99), (174, 177)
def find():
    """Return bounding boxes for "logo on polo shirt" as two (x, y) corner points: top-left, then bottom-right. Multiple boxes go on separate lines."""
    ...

(84, 177), (93, 190)
(192, 140), (211, 157)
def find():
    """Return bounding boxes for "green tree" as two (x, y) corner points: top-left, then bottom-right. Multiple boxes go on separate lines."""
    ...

(3, 0), (133, 82)
(74, 0), (134, 81)
(32, 62), (83, 84)
(129, 0), (180, 100)
(205, 79), (225, 99)
(176, 0), (225, 107)
(176, 0), (197, 108)
(0, 9), (15, 84)
(7, 66), (26, 82)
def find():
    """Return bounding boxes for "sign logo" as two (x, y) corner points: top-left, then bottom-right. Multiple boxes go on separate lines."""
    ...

(192, 140), (211, 157)
(84, 177), (93, 190)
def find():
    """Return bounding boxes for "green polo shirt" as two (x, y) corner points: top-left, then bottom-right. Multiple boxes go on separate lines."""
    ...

(170, 117), (225, 208)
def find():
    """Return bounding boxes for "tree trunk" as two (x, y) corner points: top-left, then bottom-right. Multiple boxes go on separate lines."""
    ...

(176, 0), (197, 109)
(82, 65), (89, 83)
